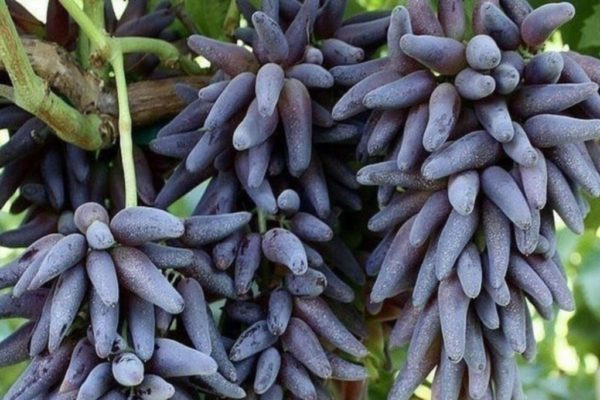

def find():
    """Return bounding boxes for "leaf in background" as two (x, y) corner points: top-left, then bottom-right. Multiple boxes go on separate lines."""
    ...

(579, 2), (600, 54)
(184, 0), (238, 40)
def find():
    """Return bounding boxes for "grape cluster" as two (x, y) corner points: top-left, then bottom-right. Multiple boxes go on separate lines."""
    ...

(330, 0), (600, 398)
(0, 0), (600, 399)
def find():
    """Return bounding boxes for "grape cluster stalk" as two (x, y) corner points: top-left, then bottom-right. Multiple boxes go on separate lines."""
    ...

(0, 0), (599, 399)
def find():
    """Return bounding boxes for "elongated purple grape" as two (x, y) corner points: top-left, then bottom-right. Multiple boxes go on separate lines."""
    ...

(0, 118), (47, 168)
(184, 250), (236, 299)
(284, 0), (319, 65)
(436, 207), (480, 280)
(157, 100), (210, 138)
(523, 51), (563, 84)
(278, 78), (312, 177)
(448, 170), (479, 216)
(294, 297), (367, 358)
(409, 191), (451, 247)
(0, 211), (58, 249)
(475, 290), (500, 330)
(481, 166), (531, 229)
(85, 221), (115, 250)
(282, 318), (332, 378)
(175, 279), (210, 356)
(109, 207), (183, 246)
(111, 247), (184, 314)
(59, 338), (98, 394)
(457, 243), (483, 298)
(267, 287), (292, 335)
(289, 213), (333, 243)
(326, 352), (367, 381)
(367, 109), (406, 155)
(203, 72), (256, 131)
(388, 337), (440, 400)
(285, 268), (327, 297)
(467, 350), (491, 399)
(0, 321), (34, 368)
(508, 254), (553, 307)
(188, 35), (257, 76)
(225, 301), (265, 325)
(139, 243), (193, 270)
(229, 320), (278, 362)
(475, 95), (514, 142)
(411, 239), (439, 308)
(0, 289), (47, 320)
(492, 61), (521, 94)
(422, 83), (461, 151)
(332, 69), (401, 120)
(431, 346), (465, 399)
(77, 362), (113, 400)
(548, 143), (600, 197)
(359, 160), (446, 190)
(482, 200), (511, 289)
(149, 338), (217, 377)
(49, 264), (87, 352)
(28, 233), (86, 290)
(262, 228), (307, 275)
(4, 341), (74, 400)
(286, 64), (334, 89)
(280, 353), (316, 400)
(466, 34), (501, 70)
(455, 68), (496, 100)
(252, 11), (288, 63)
(363, 70), (437, 110)
(232, 233), (261, 296)
(321, 39), (364, 66)
(90, 288), (119, 359)
(521, 2), (575, 49)
(546, 160), (584, 234)
(397, 103), (428, 171)
(399, 34), (466, 75)
(372, 217), (427, 301)
(132, 374), (175, 400)
(125, 294), (154, 361)
(511, 83), (598, 119)
(438, 274), (470, 362)
(479, 1), (520, 50)
(85, 250), (119, 307)
(422, 131), (502, 180)
(182, 212), (251, 247)
(527, 255), (574, 311)
(368, 191), (430, 232)
(29, 286), (53, 357)
(185, 125), (232, 174)
(500, 123), (536, 168)
(406, 0), (443, 36)
(483, 326), (515, 358)
(439, 0), (465, 40)
(525, 114), (600, 147)
(333, 16), (390, 48)
(198, 80), (229, 102)
(330, 57), (391, 87)
(253, 348), (280, 394)
(316, 264), (354, 303)
(490, 352), (516, 400)
(499, 286), (527, 353)
(112, 353), (144, 387)
(389, 300), (421, 348)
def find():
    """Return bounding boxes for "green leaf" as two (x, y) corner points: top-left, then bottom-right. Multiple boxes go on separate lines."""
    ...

(184, 0), (238, 40)
(579, 3), (600, 53)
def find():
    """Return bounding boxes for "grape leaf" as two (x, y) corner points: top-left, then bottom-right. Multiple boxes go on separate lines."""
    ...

(579, 3), (600, 52)
(184, 0), (238, 40)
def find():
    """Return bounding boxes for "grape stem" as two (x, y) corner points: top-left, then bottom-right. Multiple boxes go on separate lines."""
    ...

(0, 0), (111, 150)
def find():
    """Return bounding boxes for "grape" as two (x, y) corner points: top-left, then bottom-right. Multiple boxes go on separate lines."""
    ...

(234, 233), (262, 296)
(454, 68), (497, 100)
(284, 268), (327, 297)
(133, 375), (175, 400)
(187, 36), (257, 77)
(280, 353), (317, 400)
(523, 51), (564, 84)
(431, 346), (465, 399)
(109, 207), (184, 246)
(321, 39), (364, 66)
(479, 1), (520, 50)
(435, 207), (480, 280)
(481, 166), (531, 229)
(28, 233), (87, 289)
(439, 0), (466, 40)
(184, 250), (236, 299)
(406, 0), (444, 36)
(474, 289), (500, 330)
(126, 294), (155, 361)
(316, 264), (355, 303)
(60, 338), (99, 394)
(546, 160), (584, 234)
(0, 321), (34, 368)
(330, 57), (391, 86)
(229, 320), (278, 362)
(90, 288), (119, 359)
(475, 95), (514, 142)
(111, 247), (184, 314)
(267, 287), (293, 336)
(140, 243), (194, 269)
(77, 362), (113, 400)
(448, 170), (480, 216)
(333, 16), (390, 48)
(466, 34), (502, 70)
(112, 353), (144, 387)
(492, 62), (521, 94)
(49, 264), (87, 352)
(521, 2), (575, 49)
(358, 160), (445, 190)
(29, 287), (53, 357)
(282, 318), (332, 378)
(182, 212), (251, 247)
(150, 338), (217, 377)
(0, 118), (47, 168)
(457, 243), (483, 298)
(252, 12), (288, 64)
(363, 70), (437, 110)
(261, 228), (307, 275)
(176, 279), (211, 355)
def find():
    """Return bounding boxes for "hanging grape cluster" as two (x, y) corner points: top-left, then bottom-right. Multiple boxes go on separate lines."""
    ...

(0, 0), (599, 399)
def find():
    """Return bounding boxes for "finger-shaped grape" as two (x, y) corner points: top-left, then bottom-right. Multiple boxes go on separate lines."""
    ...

(397, 103), (428, 171)
(262, 228), (307, 275)
(294, 297), (367, 358)
(521, 2), (575, 49)
(479, 1), (520, 50)
(474, 289), (500, 329)
(285, 268), (327, 297)
(411, 238), (440, 308)
(474, 95), (514, 142)
(184, 250), (236, 299)
(330, 57), (391, 87)
(499, 286), (527, 353)
(490, 352), (516, 400)
(254, 348), (280, 394)
(252, 12), (288, 63)
(481, 166), (531, 229)
(527, 255), (574, 311)
(431, 346), (465, 399)
(359, 160), (446, 190)
(523, 51), (563, 84)
(0, 321), (34, 368)
(112, 353), (144, 387)
(492, 62), (521, 94)
(439, 274), (470, 362)
(86, 250), (119, 307)
(363, 70), (437, 110)
(368, 191), (430, 232)
(334, 16), (390, 48)
(423, 83), (461, 152)
(280, 353), (317, 400)
(127, 294), (155, 361)
(187, 35), (257, 76)
(149, 338), (217, 377)
(317, 264), (355, 303)
(29, 233), (87, 290)
(229, 320), (278, 362)
(59, 338), (99, 394)
(457, 243), (483, 298)
(466, 34), (501, 70)
(77, 362), (113, 400)
(132, 374), (175, 400)
(90, 288), (119, 359)
(111, 247), (184, 314)
(439, 0), (466, 40)
(182, 212), (251, 247)
(448, 170), (480, 216)
(267, 287), (293, 335)
(467, 350), (491, 399)
(406, 0), (444, 36)
(388, 338), (440, 400)
(546, 160), (584, 234)
(282, 318), (332, 378)
(454, 68), (496, 100)
(548, 143), (600, 197)
(436, 207), (480, 280)
(327, 352), (367, 381)
(389, 300), (421, 348)
(49, 264), (87, 352)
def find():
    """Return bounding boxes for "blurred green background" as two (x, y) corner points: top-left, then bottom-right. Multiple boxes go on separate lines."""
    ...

(1, 0), (600, 398)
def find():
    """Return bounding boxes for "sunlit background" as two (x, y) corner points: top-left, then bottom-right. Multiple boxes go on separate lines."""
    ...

(1, 0), (600, 398)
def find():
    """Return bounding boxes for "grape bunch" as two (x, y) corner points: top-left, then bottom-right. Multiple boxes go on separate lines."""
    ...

(330, 0), (600, 398)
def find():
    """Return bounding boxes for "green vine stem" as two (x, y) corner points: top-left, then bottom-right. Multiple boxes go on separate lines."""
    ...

(111, 49), (138, 208)
(0, 0), (108, 150)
